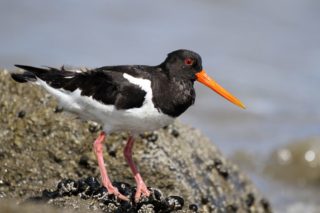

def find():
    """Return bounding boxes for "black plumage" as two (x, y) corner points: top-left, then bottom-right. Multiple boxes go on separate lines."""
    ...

(12, 49), (203, 117)
(13, 65), (147, 110)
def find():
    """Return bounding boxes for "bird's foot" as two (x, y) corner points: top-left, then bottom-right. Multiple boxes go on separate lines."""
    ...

(104, 184), (129, 201)
(134, 181), (151, 203)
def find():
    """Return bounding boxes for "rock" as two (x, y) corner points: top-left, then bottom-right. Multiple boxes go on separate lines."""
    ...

(53, 106), (64, 113)
(0, 71), (271, 212)
(0, 199), (80, 213)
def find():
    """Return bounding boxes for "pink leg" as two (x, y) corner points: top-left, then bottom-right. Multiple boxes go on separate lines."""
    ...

(124, 136), (150, 202)
(93, 132), (128, 201)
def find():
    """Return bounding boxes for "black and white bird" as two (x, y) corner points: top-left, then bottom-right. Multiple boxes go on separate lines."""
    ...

(11, 49), (245, 202)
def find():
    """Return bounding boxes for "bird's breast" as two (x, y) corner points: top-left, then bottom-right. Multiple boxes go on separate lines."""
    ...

(151, 77), (196, 117)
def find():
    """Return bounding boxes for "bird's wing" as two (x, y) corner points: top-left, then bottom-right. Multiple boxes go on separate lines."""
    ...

(12, 65), (148, 110)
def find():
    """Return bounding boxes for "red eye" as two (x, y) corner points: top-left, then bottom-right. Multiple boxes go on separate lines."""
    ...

(184, 58), (194, 66)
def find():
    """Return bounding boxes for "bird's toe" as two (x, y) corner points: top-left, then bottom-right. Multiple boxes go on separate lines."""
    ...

(134, 183), (151, 202)
(105, 185), (129, 201)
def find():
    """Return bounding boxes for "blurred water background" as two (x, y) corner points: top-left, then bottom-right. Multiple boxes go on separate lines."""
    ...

(1, 0), (319, 212)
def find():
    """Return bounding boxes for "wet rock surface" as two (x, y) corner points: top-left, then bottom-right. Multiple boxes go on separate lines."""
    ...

(0, 71), (271, 212)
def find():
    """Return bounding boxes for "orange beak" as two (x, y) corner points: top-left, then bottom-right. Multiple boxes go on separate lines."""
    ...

(196, 70), (246, 109)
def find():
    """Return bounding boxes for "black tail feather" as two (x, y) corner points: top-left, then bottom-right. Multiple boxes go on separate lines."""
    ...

(12, 64), (79, 88)
(15, 64), (49, 75)
(12, 64), (54, 83)
(11, 72), (36, 83)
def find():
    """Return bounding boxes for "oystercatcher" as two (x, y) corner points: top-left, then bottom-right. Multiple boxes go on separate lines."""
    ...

(11, 49), (245, 202)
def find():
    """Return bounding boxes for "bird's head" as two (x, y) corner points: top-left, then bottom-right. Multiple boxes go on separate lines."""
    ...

(162, 49), (246, 109)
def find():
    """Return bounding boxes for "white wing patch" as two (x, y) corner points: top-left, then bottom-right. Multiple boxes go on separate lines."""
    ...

(123, 73), (153, 106)
(64, 76), (74, 79)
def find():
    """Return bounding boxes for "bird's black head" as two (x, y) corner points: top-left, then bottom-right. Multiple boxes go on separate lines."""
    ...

(160, 49), (203, 81)
(159, 49), (246, 109)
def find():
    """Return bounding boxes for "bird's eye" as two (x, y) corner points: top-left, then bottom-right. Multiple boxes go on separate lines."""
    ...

(184, 58), (194, 66)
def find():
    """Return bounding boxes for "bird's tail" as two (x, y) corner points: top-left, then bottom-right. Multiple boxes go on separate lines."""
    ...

(11, 64), (78, 84)
(11, 65), (47, 83)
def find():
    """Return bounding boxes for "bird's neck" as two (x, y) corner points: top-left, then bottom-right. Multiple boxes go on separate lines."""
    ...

(151, 74), (195, 117)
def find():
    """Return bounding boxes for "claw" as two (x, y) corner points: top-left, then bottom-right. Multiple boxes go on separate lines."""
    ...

(134, 181), (151, 202)
(105, 184), (129, 201)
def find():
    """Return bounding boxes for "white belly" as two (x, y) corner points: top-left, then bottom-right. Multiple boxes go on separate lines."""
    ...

(69, 90), (174, 133)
